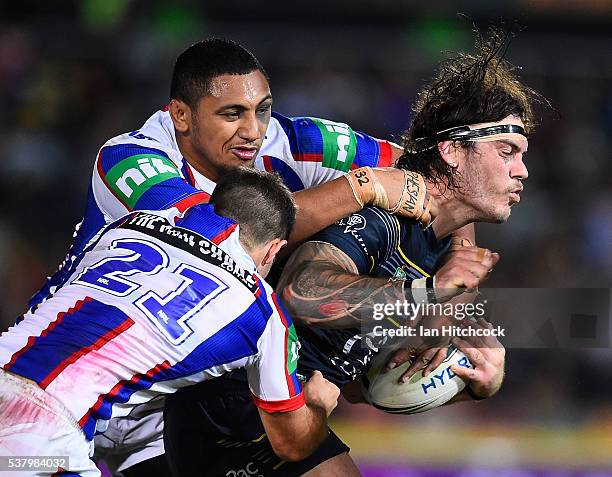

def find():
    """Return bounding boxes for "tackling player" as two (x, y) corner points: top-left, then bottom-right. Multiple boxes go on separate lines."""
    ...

(0, 169), (341, 476)
(25, 38), (448, 476)
(163, 30), (543, 476)
(29, 38), (437, 314)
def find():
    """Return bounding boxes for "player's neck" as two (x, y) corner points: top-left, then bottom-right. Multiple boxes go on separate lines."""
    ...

(175, 134), (222, 183)
(428, 183), (475, 239)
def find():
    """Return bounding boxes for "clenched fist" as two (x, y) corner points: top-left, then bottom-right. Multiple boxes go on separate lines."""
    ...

(304, 370), (340, 417)
(434, 246), (500, 301)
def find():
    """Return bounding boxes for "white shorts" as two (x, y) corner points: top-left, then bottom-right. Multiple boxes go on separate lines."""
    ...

(93, 401), (165, 475)
(0, 369), (100, 477)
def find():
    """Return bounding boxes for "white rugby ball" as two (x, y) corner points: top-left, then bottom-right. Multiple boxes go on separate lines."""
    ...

(365, 346), (472, 414)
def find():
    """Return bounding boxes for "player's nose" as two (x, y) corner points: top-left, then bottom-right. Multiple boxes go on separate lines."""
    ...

(238, 112), (260, 142)
(511, 155), (528, 180)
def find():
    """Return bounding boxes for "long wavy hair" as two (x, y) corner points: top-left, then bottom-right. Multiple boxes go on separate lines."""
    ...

(397, 27), (546, 191)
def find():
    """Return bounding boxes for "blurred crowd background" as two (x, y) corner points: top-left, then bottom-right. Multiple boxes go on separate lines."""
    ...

(1, 1), (611, 476)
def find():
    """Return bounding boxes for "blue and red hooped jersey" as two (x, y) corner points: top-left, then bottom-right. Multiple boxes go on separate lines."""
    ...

(28, 110), (395, 310)
(1, 206), (303, 440)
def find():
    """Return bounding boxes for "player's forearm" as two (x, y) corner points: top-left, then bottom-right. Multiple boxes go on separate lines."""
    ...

(286, 404), (329, 461)
(285, 177), (361, 255)
(286, 160), (435, 256)
(278, 242), (407, 328)
(259, 404), (328, 462)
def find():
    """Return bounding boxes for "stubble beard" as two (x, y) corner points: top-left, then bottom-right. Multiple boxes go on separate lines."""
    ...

(461, 158), (510, 224)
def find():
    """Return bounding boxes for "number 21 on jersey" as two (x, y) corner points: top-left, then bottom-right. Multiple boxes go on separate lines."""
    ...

(73, 238), (228, 344)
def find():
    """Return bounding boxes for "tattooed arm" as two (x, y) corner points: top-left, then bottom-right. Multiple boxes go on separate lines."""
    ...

(276, 208), (496, 329)
(276, 240), (408, 328)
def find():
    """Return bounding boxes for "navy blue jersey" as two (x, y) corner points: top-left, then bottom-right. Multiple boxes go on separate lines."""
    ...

(295, 206), (451, 387)
(162, 208), (451, 474)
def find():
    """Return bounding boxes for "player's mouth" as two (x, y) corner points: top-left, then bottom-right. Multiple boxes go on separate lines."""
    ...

(509, 186), (523, 204)
(229, 146), (259, 161)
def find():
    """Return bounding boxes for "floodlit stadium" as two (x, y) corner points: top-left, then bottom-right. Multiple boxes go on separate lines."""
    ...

(1, 2), (611, 476)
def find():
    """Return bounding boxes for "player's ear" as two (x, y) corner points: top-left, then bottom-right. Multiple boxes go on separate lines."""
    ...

(437, 140), (460, 168)
(169, 99), (192, 133)
(262, 238), (287, 266)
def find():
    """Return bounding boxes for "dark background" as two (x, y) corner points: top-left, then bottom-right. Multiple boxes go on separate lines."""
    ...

(1, 1), (611, 475)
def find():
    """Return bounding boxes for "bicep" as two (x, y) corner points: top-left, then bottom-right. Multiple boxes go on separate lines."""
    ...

(276, 241), (359, 312)
(256, 404), (326, 462)
(307, 207), (395, 275)
(280, 241), (360, 287)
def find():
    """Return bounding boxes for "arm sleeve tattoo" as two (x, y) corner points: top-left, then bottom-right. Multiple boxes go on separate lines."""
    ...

(277, 240), (410, 328)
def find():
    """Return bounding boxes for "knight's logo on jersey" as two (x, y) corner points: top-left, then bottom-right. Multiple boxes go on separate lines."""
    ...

(290, 341), (300, 364)
(338, 214), (367, 234)
(286, 324), (300, 375)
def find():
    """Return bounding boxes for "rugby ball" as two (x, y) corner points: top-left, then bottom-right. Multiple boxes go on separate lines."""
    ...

(364, 346), (471, 414)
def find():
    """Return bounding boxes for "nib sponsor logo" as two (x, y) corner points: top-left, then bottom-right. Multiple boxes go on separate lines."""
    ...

(312, 118), (357, 172)
(105, 153), (181, 208)
(115, 157), (177, 197)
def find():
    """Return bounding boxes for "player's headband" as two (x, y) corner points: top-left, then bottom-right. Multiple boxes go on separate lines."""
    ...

(412, 120), (528, 154)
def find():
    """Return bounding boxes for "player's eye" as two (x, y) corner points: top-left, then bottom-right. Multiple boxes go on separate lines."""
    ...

(221, 111), (240, 119)
(256, 105), (271, 116)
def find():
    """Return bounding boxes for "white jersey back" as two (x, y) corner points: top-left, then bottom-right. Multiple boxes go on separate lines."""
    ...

(1, 207), (303, 441)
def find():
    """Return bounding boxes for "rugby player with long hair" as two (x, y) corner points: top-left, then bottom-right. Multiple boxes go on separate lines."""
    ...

(163, 28), (546, 477)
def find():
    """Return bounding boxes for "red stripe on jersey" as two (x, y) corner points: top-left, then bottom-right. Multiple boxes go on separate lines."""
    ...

(160, 104), (169, 112)
(173, 191), (210, 213)
(271, 293), (297, 397)
(183, 160), (197, 186)
(293, 153), (323, 162)
(39, 317), (135, 390)
(5, 297), (94, 370)
(251, 391), (305, 413)
(254, 276), (263, 298)
(377, 140), (394, 167)
(97, 151), (132, 211)
(211, 223), (238, 245)
(78, 360), (172, 428)
(262, 155), (273, 171)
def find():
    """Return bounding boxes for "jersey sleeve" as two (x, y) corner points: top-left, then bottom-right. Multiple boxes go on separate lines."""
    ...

(258, 113), (396, 190)
(92, 143), (210, 220)
(311, 206), (400, 275)
(247, 292), (305, 413)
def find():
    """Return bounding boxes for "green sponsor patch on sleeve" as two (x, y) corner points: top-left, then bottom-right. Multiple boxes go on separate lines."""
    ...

(286, 323), (300, 375)
(104, 153), (181, 209)
(311, 118), (357, 172)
